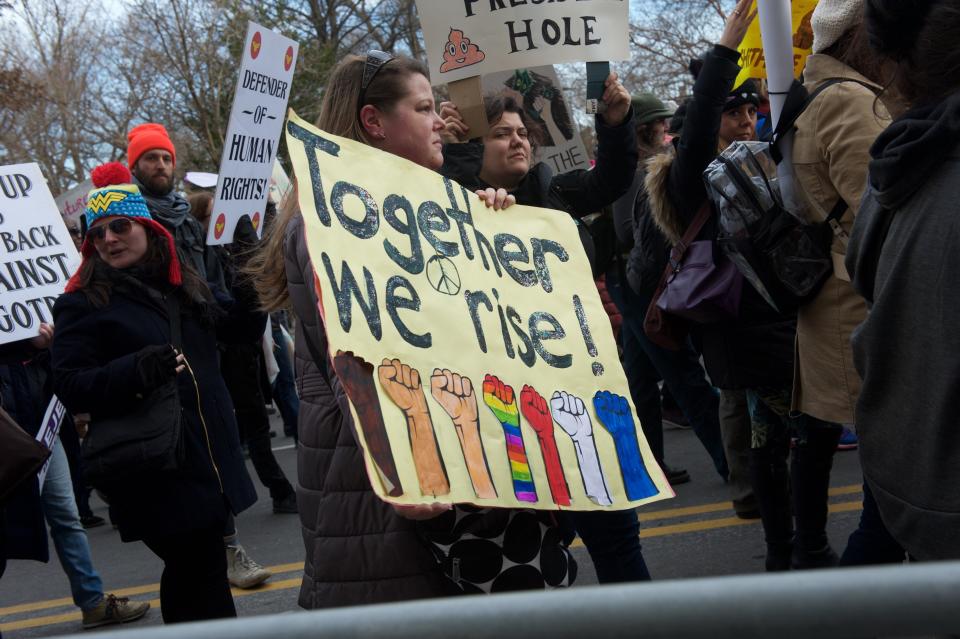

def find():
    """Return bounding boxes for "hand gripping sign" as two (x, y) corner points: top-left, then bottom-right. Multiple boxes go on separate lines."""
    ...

(208, 22), (299, 245)
(285, 111), (672, 511)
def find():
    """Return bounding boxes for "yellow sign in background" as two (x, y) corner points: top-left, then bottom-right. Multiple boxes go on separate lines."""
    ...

(736, 0), (819, 86)
(285, 112), (672, 511)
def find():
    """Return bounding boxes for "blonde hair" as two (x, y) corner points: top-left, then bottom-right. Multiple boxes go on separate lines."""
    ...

(248, 54), (429, 311)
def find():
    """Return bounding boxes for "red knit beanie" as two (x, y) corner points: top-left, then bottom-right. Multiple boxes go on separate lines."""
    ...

(65, 162), (183, 293)
(126, 123), (177, 169)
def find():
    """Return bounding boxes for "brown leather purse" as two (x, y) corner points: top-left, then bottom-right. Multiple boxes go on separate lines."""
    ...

(0, 405), (51, 502)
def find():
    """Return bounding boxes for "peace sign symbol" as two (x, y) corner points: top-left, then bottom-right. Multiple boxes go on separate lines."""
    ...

(425, 254), (461, 296)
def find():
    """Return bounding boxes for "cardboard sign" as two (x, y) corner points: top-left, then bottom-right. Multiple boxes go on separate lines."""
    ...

(482, 65), (590, 174)
(285, 111), (672, 511)
(54, 179), (92, 229)
(415, 0), (629, 85)
(35, 397), (67, 488)
(208, 22), (299, 245)
(268, 160), (292, 206)
(0, 163), (81, 345)
(736, 0), (819, 86)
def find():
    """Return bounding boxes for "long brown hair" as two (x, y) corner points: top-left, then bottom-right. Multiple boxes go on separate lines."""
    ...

(73, 225), (212, 309)
(822, 23), (887, 86)
(247, 54), (429, 312)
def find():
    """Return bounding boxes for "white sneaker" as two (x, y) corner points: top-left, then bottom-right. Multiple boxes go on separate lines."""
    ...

(226, 544), (272, 589)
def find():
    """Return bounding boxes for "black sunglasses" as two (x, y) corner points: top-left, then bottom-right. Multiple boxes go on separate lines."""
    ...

(87, 218), (134, 242)
(358, 50), (395, 114)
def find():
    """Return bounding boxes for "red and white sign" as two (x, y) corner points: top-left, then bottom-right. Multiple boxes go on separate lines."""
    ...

(208, 22), (299, 245)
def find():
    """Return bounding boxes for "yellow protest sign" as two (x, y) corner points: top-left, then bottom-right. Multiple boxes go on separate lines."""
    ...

(736, 0), (819, 86)
(285, 111), (672, 511)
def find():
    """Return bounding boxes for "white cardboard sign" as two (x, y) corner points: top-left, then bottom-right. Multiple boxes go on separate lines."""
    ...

(208, 22), (298, 245)
(482, 65), (590, 174)
(415, 0), (629, 86)
(36, 397), (67, 488)
(54, 179), (92, 229)
(0, 163), (81, 344)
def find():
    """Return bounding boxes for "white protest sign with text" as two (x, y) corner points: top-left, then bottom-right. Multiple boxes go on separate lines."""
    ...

(0, 163), (81, 345)
(482, 65), (589, 174)
(208, 22), (298, 245)
(415, 0), (629, 86)
(54, 179), (92, 229)
(36, 397), (67, 488)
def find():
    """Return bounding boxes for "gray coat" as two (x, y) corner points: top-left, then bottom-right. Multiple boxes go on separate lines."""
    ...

(846, 92), (960, 561)
(284, 214), (456, 608)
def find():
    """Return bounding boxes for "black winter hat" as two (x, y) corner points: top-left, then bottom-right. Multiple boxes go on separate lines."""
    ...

(725, 79), (761, 111)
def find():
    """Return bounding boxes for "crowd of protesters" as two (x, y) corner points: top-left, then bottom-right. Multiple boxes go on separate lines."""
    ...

(1, 0), (958, 629)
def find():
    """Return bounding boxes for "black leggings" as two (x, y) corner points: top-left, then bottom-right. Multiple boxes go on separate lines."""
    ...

(143, 524), (236, 623)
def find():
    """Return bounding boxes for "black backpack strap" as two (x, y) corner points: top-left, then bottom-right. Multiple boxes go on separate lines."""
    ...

(771, 77), (879, 163)
(825, 197), (847, 224)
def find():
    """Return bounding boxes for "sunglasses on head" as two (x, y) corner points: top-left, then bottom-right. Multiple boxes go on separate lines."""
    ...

(358, 50), (395, 114)
(87, 218), (134, 242)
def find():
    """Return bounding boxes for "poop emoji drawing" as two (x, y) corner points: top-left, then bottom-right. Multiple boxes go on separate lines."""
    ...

(439, 28), (486, 73)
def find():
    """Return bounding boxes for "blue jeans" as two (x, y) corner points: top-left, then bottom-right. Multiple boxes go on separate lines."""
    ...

(569, 509), (651, 582)
(608, 271), (729, 478)
(41, 437), (104, 611)
(271, 316), (299, 439)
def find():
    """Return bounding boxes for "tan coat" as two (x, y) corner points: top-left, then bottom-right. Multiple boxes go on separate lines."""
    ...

(791, 54), (891, 423)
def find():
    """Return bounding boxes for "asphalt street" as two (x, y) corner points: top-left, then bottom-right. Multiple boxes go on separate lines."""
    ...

(0, 417), (866, 638)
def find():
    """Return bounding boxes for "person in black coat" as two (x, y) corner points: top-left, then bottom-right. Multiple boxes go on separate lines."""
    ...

(50, 163), (259, 624)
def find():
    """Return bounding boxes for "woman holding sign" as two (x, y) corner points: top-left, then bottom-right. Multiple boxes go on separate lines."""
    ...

(437, 71), (637, 277)
(251, 52), (574, 608)
(437, 76), (659, 583)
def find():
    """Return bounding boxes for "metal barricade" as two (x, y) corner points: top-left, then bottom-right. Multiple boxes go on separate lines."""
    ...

(67, 561), (960, 639)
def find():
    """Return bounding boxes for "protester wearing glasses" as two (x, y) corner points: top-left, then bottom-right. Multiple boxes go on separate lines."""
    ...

(50, 163), (260, 623)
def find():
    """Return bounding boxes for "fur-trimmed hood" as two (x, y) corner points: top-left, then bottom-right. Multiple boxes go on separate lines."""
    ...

(643, 148), (685, 245)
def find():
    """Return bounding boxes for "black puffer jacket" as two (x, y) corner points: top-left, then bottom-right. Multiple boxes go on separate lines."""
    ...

(284, 214), (456, 609)
(51, 272), (259, 542)
(439, 110), (638, 277)
(644, 45), (796, 390)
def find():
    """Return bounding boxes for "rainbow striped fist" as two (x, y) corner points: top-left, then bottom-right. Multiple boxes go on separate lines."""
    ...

(483, 374), (537, 503)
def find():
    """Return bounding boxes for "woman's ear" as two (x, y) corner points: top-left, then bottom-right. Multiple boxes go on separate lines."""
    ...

(359, 104), (386, 140)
